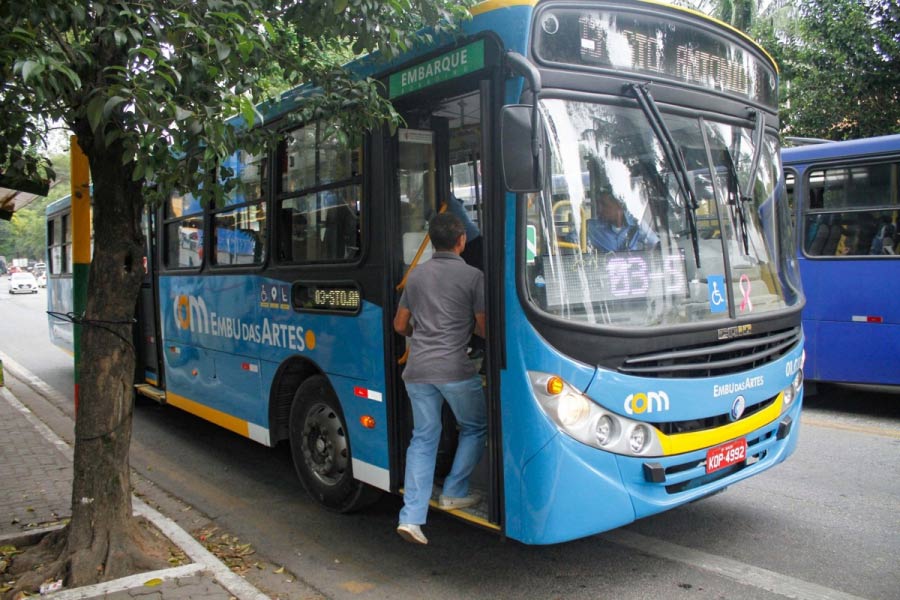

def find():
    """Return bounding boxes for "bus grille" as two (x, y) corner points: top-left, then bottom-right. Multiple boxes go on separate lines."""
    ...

(654, 394), (776, 436)
(619, 326), (801, 379)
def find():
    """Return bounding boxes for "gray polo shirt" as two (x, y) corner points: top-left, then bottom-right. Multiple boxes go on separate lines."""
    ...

(399, 251), (485, 383)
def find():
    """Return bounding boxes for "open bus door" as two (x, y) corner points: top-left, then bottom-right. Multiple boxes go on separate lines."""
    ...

(135, 206), (165, 397)
(387, 85), (502, 532)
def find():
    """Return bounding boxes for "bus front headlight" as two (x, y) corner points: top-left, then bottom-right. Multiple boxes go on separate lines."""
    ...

(629, 425), (649, 454)
(594, 414), (617, 447)
(529, 372), (663, 457)
(792, 370), (803, 394)
(783, 384), (795, 406)
(783, 370), (803, 407)
(558, 393), (590, 427)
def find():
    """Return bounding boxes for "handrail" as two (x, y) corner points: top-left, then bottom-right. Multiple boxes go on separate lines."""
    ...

(395, 203), (447, 292)
(396, 204), (448, 365)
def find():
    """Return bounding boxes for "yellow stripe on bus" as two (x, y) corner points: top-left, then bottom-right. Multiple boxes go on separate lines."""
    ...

(166, 392), (250, 439)
(432, 501), (502, 530)
(471, 0), (535, 16)
(656, 393), (784, 456)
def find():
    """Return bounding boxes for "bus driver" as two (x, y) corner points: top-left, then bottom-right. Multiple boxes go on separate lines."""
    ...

(587, 192), (659, 253)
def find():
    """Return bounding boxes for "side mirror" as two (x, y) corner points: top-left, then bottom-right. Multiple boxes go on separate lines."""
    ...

(500, 105), (543, 193)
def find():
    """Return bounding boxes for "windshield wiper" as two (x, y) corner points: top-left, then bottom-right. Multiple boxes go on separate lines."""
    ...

(629, 83), (700, 268)
(723, 142), (751, 254)
(742, 109), (765, 202)
(728, 109), (766, 255)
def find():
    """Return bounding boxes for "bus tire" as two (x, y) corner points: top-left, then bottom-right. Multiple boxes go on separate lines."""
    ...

(288, 375), (380, 513)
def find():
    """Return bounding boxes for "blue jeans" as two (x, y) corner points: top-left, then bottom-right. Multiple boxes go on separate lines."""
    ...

(399, 376), (487, 525)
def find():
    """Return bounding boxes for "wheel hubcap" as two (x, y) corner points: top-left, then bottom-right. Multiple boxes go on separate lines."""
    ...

(301, 402), (348, 486)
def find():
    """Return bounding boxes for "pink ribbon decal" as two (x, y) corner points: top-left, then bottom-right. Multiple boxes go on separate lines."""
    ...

(739, 274), (753, 313)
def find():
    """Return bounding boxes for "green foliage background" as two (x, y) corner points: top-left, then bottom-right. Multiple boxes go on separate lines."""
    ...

(0, 153), (70, 264)
(684, 0), (900, 140)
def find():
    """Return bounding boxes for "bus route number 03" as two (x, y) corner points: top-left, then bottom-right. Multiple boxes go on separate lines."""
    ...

(705, 437), (747, 474)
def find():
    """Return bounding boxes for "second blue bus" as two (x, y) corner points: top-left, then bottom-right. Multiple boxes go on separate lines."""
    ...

(784, 134), (900, 387)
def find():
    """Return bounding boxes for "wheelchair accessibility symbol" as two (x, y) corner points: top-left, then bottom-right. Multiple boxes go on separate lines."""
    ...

(708, 275), (727, 313)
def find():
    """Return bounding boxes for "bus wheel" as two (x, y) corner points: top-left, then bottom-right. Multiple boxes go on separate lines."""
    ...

(289, 375), (380, 513)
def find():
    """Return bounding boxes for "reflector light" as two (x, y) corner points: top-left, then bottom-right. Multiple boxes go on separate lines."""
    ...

(852, 315), (884, 323)
(360, 415), (376, 429)
(546, 376), (565, 395)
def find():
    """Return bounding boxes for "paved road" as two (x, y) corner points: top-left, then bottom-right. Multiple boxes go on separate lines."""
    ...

(2, 279), (898, 599)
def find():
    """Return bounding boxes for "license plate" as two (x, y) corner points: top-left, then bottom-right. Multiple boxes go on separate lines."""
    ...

(705, 438), (747, 474)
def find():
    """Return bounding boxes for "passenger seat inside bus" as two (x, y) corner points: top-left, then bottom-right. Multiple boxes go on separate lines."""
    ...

(822, 215), (842, 255)
(870, 223), (896, 255)
(807, 215), (831, 255)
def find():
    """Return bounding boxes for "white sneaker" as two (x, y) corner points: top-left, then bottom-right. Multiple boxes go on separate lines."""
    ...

(397, 523), (428, 545)
(438, 493), (481, 510)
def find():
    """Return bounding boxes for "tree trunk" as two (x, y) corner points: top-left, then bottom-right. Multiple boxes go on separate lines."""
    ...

(62, 136), (166, 585)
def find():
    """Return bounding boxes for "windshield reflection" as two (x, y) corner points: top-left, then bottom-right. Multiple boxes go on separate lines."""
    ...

(523, 99), (797, 328)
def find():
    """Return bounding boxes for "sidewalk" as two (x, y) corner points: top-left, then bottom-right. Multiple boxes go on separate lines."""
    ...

(0, 357), (316, 600)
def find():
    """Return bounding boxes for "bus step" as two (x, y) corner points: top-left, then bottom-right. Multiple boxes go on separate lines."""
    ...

(429, 485), (497, 530)
(135, 383), (167, 404)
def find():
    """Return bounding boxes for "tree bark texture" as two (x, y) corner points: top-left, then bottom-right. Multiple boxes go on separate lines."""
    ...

(62, 134), (164, 585)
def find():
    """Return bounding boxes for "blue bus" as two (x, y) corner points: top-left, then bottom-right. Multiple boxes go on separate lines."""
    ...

(45, 195), (76, 354)
(784, 134), (900, 387)
(58, 0), (804, 544)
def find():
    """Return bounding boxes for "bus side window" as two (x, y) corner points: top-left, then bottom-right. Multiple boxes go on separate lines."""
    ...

(323, 203), (358, 259)
(276, 122), (362, 264)
(164, 191), (204, 269)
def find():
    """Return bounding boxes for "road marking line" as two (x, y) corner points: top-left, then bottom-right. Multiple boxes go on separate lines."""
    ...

(801, 416), (900, 439)
(603, 529), (868, 600)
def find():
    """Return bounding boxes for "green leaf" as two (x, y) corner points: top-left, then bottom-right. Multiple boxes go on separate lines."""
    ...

(21, 60), (43, 83)
(55, 64), (81, 87)
(105, 129), (122, 147)
(215, 40), (231, 62)
(103, 96), (128, 117)
(87, 95), (106, 133)
(135, 47), (159, 61)
(175, 106), (194, 121)
(334, 0), (349, 13)
(158, 71), (176, 89)
(239, 96), (264, 127)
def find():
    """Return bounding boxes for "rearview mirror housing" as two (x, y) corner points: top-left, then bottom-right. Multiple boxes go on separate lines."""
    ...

(500, 105), (543, 193)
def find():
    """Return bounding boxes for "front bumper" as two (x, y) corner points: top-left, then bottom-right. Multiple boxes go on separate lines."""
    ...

(513, 393), (803, 544)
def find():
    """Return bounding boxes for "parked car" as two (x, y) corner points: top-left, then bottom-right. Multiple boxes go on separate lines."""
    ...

(8, 272), (39, 294)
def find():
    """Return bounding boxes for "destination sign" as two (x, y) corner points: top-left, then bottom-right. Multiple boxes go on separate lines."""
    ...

(389, 40), (485, 98)
(292, 281), (361, 314)
(542, 250), (688, 308)
(533, 7), (777, 107)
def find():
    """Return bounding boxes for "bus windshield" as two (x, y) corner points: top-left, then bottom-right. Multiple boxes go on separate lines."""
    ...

(523, 98), (796, 328)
